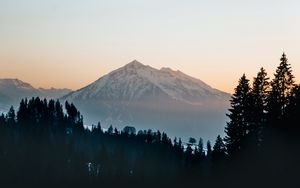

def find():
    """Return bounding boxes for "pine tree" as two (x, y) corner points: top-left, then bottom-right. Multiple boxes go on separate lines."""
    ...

(7, 106), (16, 125)
(178, 138), (183, 152)
(173, 137), (178, 148)
(114, 127), (119, 135)
(286, 85), (300, 128)
(212, 135), (226, 160)
(206, 140), (212, 157)
(156, 130), (162, 143)
(17, 99), (28, 123)
(55, 100), (64, 121)
(249, 67), (270, 145)
(225, 74), (252, 155)
(65, 101), (82, 124)
(107, 125), (114, 135)
(267, 53), (295, 125)
(198, 138), (204, 157)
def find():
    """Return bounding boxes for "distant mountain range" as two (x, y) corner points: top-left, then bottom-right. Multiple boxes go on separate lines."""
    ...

(0, 61), (231, 141)
(0, 78), (72, 113)
(62, 60), (231, 142)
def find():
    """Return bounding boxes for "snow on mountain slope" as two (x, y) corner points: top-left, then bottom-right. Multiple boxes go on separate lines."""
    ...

(64, 60), (230, 105)
(0, 79), (40, 101)
(0, 78), (72, 113)
(62, 60), (231, 142)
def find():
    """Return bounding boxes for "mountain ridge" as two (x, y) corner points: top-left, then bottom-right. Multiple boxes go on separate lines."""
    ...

(0, 78), (72, 113)
(62, 60), (231, 142)
(63, 60), (230, 104)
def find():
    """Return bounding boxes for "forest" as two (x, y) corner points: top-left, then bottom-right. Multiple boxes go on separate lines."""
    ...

(0, 53), (300, 188)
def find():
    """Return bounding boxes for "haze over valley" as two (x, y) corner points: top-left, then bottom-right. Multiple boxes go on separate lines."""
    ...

(0, 61), (230, 142)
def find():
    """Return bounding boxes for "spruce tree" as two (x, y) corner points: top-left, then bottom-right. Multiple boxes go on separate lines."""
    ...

(249, 67), (270, 145)
(178, 138), (183, 152)
(206, 140), (212, 157)
(198, 138), (204, 157)
(286, 85), (300, 128)
(7, 106), (16, 125)
(267, 53), (295, 125)
(212, 135), (226, 160)
(224, 74), (252, 155)
(107, 125), (114, 135)
(17, 99), (28, 123)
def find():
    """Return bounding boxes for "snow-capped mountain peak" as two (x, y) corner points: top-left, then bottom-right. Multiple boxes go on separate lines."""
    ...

(0, 78), (35, 90)
(125, 60), (145, 68)
(63, 60), (230, 105)
(61, 60), (230, 142)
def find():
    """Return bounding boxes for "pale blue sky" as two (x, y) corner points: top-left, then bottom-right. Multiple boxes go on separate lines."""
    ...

(0, 0), (299, 92)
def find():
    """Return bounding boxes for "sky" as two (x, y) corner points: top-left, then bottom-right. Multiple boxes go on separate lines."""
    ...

(0, 0), (299, 93)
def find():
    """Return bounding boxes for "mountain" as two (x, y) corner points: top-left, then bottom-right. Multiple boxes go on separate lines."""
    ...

(38, 87), (73, 99)
(0, 78), (72, 113)
(62, 60), (231, 142)
(65, 60), (229, 105)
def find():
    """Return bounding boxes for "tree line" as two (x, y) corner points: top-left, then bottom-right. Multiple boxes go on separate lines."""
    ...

(0, 53), (299, 187)
(0, 97), (223, 187)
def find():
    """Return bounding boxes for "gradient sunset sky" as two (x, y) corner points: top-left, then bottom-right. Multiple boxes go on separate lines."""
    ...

(0, 0), (299, 93)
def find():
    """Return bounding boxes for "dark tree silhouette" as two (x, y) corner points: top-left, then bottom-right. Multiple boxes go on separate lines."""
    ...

(224, 74), (252, 155)
(188, 137), (197, 145)
(267, 53), (295, 126)
(7, 106), (16, 125)
(212, 135), (226, 161)
(198, 138), (204, 158)
(206, 140), (212, 157)
(107, 125), (114, 135)
(286, 85), (300, 128)
(249, 67), (270, 146)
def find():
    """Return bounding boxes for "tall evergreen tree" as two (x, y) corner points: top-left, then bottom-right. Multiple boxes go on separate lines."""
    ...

(267, 53), (295, 125)
(249, 67), (270, 145)
(224, 74), (252, 155)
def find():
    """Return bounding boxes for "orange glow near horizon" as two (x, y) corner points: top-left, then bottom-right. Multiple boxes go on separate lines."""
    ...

(1, 52), (300, 94)
(1, 1), (300, 93)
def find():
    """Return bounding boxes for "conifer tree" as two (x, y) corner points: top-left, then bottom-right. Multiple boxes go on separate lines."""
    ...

(107, 125), (114, 135)
(17, 99), (28, 123)
(267, 53), (295, 125)
(198, 138), (204, 157)
(178, 138), (183, 152)
(206, 140), (212, 157)
(225, 74), (252, 155)
(173, 137), (178, 148)
(286, 85), (300, 128)
(7, 106), (16, 125)
(212, 135), (226, 160)
(249, 67), (270, 145)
